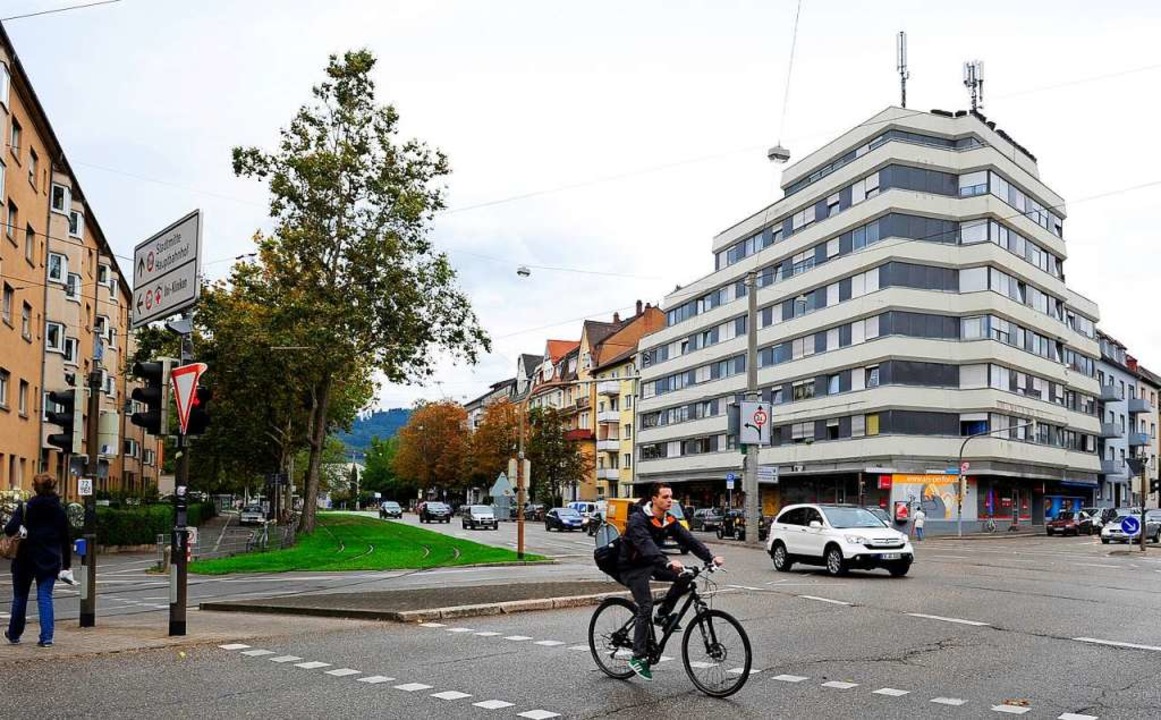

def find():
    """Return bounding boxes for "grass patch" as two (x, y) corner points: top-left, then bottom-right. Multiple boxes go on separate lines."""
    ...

(190, 513), (547, 575)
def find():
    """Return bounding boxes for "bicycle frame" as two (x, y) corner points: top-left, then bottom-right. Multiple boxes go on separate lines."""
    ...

(645, 573), (713, 663)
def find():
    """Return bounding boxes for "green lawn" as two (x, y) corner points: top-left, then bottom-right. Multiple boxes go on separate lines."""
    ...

(190, 513), (547, 575)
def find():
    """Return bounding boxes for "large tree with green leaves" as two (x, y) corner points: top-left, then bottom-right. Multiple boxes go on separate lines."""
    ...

(232, 50), (489, 533)
(525, 406), (591, 505)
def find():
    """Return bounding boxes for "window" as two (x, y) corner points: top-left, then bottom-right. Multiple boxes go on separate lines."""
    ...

(21, 302), (31, 340)
(827, 374), (840, 395)
(792, 379), (816, 400)
(98, 264), (110, 286)
(63, 336), (78, 364)
(623, 423), (632, 439)
(0, 368), (8, 407)
(28, 149), (37, 188)
(24, 224), (34, 263)
(865, 366), (880, 388)
(2, 283), (12, 324)
(47, 252), (67, 283)
(0, 62), (9, 108)
(51, 184), (70, 214)
(623, 453), (632, 469)
(9, 117), (21, 158)
(958, 170), (988, 196)
(851, 414), (866, 437)
(18, 379), (27, 415)
(45, 321), (65, 352)
(826, 419), (840, 440)
(791, 422), (813, 442)
(866, 413), (881, 436)
(6, 200), (16, 239)
(66, 273), (81, 300)
(68, 210), (84, 238)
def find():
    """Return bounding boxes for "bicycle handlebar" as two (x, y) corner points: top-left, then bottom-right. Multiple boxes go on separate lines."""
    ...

(679, 562), (722, 579)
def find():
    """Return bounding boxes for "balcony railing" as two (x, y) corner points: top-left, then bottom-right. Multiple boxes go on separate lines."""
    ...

(597, 468), (620, 481)
(1098, 384), (1123, 402)
(1128, 432), (1150, 447)
(1099, 423), (1123, 439)
(596, 439), (620, 453)
(575, 396), (591, 410)
(1128, 397), (1151, 414)
(597, 380), (620, 397)
(564, 428), (594, 441)
(597, 410), (620, 424)
(1100, 458), (1122, 475)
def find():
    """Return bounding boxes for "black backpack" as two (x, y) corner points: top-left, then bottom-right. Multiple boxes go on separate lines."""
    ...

(593, 524), (622, 579)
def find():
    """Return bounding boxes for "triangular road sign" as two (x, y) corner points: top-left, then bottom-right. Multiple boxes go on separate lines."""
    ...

(170, 362), (207, 435)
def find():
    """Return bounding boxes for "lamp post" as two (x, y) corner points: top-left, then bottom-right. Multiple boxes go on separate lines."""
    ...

(956, 420), (1036, 537)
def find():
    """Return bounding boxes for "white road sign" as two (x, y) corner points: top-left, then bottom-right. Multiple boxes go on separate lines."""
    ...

(739, 401), (772, 445)
(78, 477), (93, 496)
(132, 210), (202, 329)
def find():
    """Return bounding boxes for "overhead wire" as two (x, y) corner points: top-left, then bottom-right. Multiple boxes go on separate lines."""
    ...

(0, 0), (121, 22)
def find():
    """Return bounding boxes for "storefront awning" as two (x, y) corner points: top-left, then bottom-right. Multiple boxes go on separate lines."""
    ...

(1059, 479), (1099, 488)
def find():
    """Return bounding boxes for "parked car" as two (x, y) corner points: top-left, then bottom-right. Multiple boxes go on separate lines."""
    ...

(1046, 511), (1081, 536)
(716, 509), (769, 542)
(378, 501), (403, 519)
(691, 508), (724, 533)
(1099, 510), (1161, 544)
(239, 505), (265, 526)
(545, 507), (585, 532)
(524, 503), (546, 521)
(462, 504), (498, 530)
(766, 503), (914, 577)
(418, 501), (452, 524)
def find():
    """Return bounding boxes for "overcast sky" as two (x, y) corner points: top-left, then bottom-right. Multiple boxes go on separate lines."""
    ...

(6, 0), (1160, 409)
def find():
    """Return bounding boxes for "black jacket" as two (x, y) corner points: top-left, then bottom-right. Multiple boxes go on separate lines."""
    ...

(618, 501), (713, 571)
(4, 494), (71, 580)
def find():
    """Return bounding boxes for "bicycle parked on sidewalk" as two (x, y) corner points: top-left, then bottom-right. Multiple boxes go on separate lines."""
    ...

(588, 563), (752, 697)
(981, 514), (997, 533)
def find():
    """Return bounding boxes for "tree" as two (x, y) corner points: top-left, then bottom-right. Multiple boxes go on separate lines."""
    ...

(232, 50), (489, 533)
(469, 400), (519, 486)
(525, 407), (591, 505)
(393, 401), (471, 501)
(362, 435), (406, 500)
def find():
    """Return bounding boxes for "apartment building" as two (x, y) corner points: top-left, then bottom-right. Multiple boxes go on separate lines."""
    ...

(1094, 332), (1159, 507)
(637, 106), (1103, 530)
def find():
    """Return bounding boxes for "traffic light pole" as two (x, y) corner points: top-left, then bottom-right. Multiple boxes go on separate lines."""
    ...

(170, 431), (189, 636)
(79, 366), (101, 628)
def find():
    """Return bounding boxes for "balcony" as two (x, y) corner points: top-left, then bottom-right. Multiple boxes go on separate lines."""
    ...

(596, 439), (620, 453)
(1099, 423), (1123, 439)
(564, 428), (594, 442)
(597, 468), (620, 481)
(597, 410), (620, 424)
(575, 395), (591, 410)
(1100, 458), (1123, 475)
(1098, 384), (1123, 402)
(1128, 432), (1150, 447)
(1128, 397), (1151, 414)
(597, 380), (620, 397)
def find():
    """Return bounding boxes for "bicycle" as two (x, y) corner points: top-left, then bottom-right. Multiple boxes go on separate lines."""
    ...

(982, 515), (997, 533)
(588, 563), (752, 697)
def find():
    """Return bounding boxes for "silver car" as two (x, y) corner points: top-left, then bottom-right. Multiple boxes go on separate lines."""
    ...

(462, 504), (498, 530)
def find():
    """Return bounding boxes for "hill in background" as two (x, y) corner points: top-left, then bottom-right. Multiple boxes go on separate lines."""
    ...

(336, 408), (412, 455)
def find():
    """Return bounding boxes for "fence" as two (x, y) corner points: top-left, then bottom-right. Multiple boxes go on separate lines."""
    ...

(155, 514), (299, 567)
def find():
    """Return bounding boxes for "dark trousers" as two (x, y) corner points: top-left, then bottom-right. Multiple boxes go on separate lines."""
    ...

(620, 565), (693, 660)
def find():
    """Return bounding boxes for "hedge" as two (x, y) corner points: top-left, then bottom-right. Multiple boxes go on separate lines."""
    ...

(95, 502), (217, 547)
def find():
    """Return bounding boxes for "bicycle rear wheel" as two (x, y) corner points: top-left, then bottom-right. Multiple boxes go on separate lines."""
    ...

(589, 597), (637, 679)
(682, 608), (751, 697)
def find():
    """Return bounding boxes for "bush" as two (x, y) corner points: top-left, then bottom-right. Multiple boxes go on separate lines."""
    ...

(95, 502), (217, 547)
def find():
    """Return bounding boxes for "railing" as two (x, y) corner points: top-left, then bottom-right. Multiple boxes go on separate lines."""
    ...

(1128, 397), (1151, 414)
(1098, 384), (1123, 402)
(596, 439), (620, 452)
(1128, 432), (1150, 447)
(597, 380), (620, 397)
(1099, 458), (1122, 475)
(597, 468), (621, 481)
(1099, 423), (1123, 439)
(156, 514), (299, 568)
(597, 410), (620, 423)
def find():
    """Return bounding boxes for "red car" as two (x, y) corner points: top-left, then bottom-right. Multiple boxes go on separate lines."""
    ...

(1046, 511), (1080, 536)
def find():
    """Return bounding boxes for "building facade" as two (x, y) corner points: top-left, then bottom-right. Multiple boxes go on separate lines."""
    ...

(636, 107), (1103, 530)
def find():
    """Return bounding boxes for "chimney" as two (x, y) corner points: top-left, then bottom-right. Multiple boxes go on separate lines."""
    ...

(636, 299), (643, 315)
(613, 312), (620, 323)
(645, 302), (652, 309)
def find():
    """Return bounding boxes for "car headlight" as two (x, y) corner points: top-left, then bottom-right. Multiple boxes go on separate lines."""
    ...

(844, 535), (869, 545)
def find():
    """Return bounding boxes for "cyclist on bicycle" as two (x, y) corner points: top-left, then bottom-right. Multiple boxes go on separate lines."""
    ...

(618, 482), (722, 680)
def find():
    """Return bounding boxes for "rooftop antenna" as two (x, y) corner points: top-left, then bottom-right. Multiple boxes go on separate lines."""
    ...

(963, 59), (984, 112)
(896, 31), (910, 108)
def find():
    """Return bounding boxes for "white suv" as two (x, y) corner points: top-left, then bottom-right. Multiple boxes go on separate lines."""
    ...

(766, 504), (914, 577)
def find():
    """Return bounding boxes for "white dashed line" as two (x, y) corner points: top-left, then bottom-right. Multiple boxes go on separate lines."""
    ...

(269, 655), (303, 663)
(517, 711), (560, 720)
(357, 676), (394, 684)
(326, 668), (361, 677)
(931, 697), (968, 706)
(1058, 713), (1098, 720)
(773, 674), (810, 683)
(431, 691), (472, 700)
(503, 635), (533, 641)
(873, 688), (910, 696)
(799, 595), (852, 606)
(822, 681), (859, 689)
(992, 704), (1031, 714)
(474, 632), (501, 637)
(658, 656), (674, 663)
(533, 640), (565, 646)
(688, 661), (720, 669)
(241, 649), (275, 657)
(1074, 637), (1161, 652)
(395, 683), (433, 692)
(218, 643), (250, 650)
(568, 645), (588, 651)
(295, 661), (331, 669)
(420, 622), (446, 628)
(474, 700), (515, 709)
(445, 628), (475, 633)
(908, 612), (990, 627)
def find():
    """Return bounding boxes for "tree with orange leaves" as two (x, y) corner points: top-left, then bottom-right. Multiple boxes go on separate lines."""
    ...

(393, 400), (471, 501)
(469, 400), (519, 485)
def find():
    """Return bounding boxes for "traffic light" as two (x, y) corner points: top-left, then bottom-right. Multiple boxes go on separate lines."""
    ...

(185, 386), (212, 436)
(130, 359), (172, 436)
(1151, 478), (1160, 494)
(46, 381), (83, 454)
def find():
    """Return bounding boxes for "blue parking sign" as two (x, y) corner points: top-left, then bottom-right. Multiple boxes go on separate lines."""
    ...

(1121, 516), (1140, 535)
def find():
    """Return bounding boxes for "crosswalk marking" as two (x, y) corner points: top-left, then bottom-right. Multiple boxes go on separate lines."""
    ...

(431, 691), (472, 700)
(773, 674), (809, 682)
(295, 661), (331, 669)
(822, 681), (859, 689)
(269, 655), (302, 663)
(356, 676), (394, 684)
(931, 698), (968, 706)
(991, 705), (1031, 715)
(218, 643), (250, 650)
(395, 683), (433, 692)
(873, 688), (910, 696)
(474, 700), (515, 709)
(325, 668), (361, 677)
(241, 649), (275, 657)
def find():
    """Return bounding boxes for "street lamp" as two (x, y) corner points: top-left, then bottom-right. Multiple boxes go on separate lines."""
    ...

(956, 420), (1036, 537)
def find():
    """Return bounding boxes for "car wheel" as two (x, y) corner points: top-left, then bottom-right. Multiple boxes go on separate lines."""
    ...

(716, 527), (724, 539)
(825, 546), (847, 576)
(887, 562), (911, 577)
(545, 523), (552, 532)
(1100, 538), (1109, 544)
(1046, 529), (1053, 536)
(771, 542), (792, 572)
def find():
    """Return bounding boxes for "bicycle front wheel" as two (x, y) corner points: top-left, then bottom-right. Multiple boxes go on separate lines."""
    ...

(682, 608), (752, 697)
(588, 597), (637, 679)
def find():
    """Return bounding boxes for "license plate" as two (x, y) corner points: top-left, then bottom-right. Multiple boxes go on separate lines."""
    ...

(881, 553), (901, 560)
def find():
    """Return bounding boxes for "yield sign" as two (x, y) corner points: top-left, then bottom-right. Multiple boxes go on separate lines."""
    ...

(170, 362), (207, 435)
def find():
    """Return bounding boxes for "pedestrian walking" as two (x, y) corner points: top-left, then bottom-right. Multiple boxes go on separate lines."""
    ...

(4, 473), (73, 647)
(913, 507), (926, 542)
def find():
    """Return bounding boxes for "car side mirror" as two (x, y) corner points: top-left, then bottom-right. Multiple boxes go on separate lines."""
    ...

(809, 520), (822, 529)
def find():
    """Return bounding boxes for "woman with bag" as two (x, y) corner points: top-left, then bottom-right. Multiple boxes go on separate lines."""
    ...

(4, 473), (73, 647)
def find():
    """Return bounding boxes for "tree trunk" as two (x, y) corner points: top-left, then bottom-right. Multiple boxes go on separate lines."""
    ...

(297, 374), (333, 535)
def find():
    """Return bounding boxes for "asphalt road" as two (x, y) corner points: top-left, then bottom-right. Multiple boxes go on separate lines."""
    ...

(3, 514), (1160, 718)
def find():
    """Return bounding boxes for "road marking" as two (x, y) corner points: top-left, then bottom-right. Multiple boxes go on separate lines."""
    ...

(726, 667), (754, 675)
(517, 711), (560, 720)
(445, 628), (475, 633)
(503, 635), (533, 641)
(773, 674), (809, 682)
(269, 655), (302, 663)
(474, 700), (515, 709)
(474, 632), (501, 637)
(799, 595), (852, 606)
(908, 612), (989, 627)
(241, 649), (275, 657)
(931, 698), (968, 706)
(568, 645), (588, 651)
(1075, 563), (1119, 569)
(420, 622), (446, 628)
(534, 640), (565, 646)
(992, 705), (1031, 714)
(1074, 637), (1161, 652)
(431, 691), (472, 700)
(1058, 714), (1098, 720)
(295, 661), (331, 669)
(219, 643), (250, 650)
(874, 688), (910, 696)
(822, 681), (859, 689)
(325, 668), (361, 677)
(726, 584), (762, 591)
(658, 656), (674, 663)
(395, 683), (433, 692)
(357, 676), (394, 684)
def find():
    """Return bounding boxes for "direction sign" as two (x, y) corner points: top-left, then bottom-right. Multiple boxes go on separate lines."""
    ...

(132, 210), (202, 329)
(739, 401), (773, 445)
(1120, 515), (1140, 536)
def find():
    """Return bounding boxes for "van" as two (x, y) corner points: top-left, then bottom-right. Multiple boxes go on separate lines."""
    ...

(603, 497), (690, 554)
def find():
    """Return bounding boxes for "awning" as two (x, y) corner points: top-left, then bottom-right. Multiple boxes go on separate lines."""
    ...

(1059, 479), (1099, 488)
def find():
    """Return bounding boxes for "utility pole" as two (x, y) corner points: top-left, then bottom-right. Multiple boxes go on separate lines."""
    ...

(79, 340), (102, 628)
(516, 409), (526, 560)
(743, 270), (761, 548)
(170, 327), (194, 636)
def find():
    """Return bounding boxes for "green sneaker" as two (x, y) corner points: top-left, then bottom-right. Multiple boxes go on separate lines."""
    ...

(628, 657), (652, 681)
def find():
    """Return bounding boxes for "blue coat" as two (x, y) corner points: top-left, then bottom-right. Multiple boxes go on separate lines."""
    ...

(617, 501), (713, 572)
(4, 494), (71, 580)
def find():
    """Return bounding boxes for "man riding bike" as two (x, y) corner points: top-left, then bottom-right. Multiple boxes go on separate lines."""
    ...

(617, 482), (723, 680)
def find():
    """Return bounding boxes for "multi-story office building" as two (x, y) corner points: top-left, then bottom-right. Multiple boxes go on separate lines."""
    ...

(637, 106), (1103, 531)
